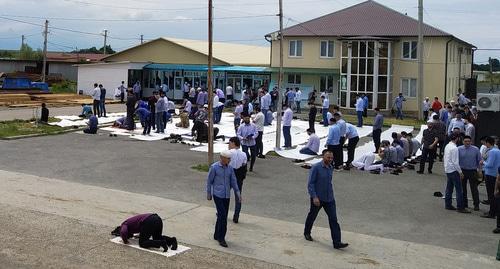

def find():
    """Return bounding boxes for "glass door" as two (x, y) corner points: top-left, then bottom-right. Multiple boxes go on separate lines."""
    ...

(174, 77), (183, 100)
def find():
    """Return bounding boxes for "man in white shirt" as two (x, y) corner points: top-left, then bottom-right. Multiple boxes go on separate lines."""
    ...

(464, 119), (475, 142)
(228, 136), (248, 224)
(294, 88), (302, 114)
(352, 152), (384, 173)
(422, 97), (431, 121)
(226, 85), (234, 102)
(321, 95), (329, 127)
(282, 104), (293, 148)
(213, 93), (220, 123)
(183, 82), (190, 99)
(444, 134), (471, 213)
(90, 83), (101, 117)
(299, 129), (320, 155)
(253, 107), (265, 158)
(355, 94), (364, 127)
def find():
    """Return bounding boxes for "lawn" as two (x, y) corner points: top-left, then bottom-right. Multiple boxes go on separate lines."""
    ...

(0, 119), (68, 138)
(191, 163), (210, 172)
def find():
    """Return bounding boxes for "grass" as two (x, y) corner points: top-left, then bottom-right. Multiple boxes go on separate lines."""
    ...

(0, 119), (67, 138)
(50, 81), (77, 94)
(191, 163), (210, 173)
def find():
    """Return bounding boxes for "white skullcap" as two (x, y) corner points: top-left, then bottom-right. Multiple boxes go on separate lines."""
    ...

(220, 150), (232, 158)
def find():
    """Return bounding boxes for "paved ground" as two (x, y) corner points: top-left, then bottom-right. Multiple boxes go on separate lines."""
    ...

(0, 130), (499, 260)
(0, 104), (125, 121)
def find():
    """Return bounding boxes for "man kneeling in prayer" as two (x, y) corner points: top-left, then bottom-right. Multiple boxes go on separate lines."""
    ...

(299, 128), (320, 155)
(83, 114), (98, 134)
(352, 152), (385, 174)
(111, 213), (177, 252)
(191, 120), (225, 143)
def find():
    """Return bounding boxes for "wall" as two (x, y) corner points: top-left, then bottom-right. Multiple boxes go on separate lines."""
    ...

(104, 39), (227, 66)
(271, 37), (341, 69)
(48, 62), (77, 81)
(0, 60), (37, 74)
(76, 63), (137, 99)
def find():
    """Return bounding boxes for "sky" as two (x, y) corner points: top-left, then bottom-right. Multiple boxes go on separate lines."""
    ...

(0, 0), (498, 64)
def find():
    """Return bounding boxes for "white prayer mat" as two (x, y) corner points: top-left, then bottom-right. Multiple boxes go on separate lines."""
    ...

(110, 236), (190, 258)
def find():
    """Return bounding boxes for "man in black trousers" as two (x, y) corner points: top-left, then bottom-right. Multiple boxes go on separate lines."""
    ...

(304, 149), (348, 249)
(308, 102), (317, 132)
(373, 107), (384, 153)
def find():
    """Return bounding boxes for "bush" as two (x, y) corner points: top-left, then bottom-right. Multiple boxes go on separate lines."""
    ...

(51, 81), (76, 93)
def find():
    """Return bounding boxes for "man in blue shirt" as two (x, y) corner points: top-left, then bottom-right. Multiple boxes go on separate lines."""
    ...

(393, 93), (406, 120)
(206, 150), (241, 248)
(334, 113), (346, 168)
(481, 136), (500, 219)
(494, 167), (500, 233)
(321, 96), (330, 127)
(372, 107), (384, 152)
(304, 150), (348, 249)
(99, 84), (107, 117)
(355, 94), (364, 127)
(326, 118), (342, 170)
(362, 93), (369, 117)
(344, 123), (359, 170)
(458, 136), (482, 210)
(135, 107), (152, 135)
(83, 115), (98, 134)
(300, 129), (320, 155)
(237, 113), (259, 172)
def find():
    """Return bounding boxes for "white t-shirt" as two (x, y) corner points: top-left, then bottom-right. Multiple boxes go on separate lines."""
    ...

(226, 86), (233, 95)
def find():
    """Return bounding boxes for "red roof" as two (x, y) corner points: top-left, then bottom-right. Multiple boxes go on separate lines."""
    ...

(276, 0), (452, 37)
(46, 52), (106, 63)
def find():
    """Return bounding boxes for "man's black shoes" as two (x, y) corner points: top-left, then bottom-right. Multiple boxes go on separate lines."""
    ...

(218, 240), (228, 248)
(334, 243), (349, 249)
(304, 234), (313, 241)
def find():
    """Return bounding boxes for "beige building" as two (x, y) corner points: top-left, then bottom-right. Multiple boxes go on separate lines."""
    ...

(266, 0), (475, 112)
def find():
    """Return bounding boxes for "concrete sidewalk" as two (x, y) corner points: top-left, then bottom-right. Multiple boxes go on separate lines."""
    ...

(0, 104), (125, 121)
(0, 169), (497, 269)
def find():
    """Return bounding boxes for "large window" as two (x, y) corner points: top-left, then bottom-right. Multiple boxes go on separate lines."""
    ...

(402, 41), (417, 60)
(320, 40), (334, 58)
(289, 40), (303, 57)
(287, 74), (301, 84)
(320, 75), (334, 93)
(401, 78), (417, 98)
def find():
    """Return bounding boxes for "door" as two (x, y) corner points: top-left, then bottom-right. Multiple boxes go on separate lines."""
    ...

(174, 77), (183, 100)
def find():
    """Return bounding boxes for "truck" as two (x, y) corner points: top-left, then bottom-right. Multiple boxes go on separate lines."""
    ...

(0, 77), (49, 93)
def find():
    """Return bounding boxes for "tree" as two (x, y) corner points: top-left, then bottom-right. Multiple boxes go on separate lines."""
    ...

(473, 58), (500, 72)
(18, 44), (43, 60)
(72, 45), (115, 54)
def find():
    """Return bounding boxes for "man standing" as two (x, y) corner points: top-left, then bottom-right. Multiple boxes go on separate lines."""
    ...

(334, 113), (346, 168)
(393, 93), (406, 120)
(300, 129), (320, 156)
(226, 84), (233, 103)
(321, 95), (329, 127)
(216, 87), (225, 104)
(237, 113), (259, 172)
(260, 90), (271, 126)
(125, 90), (136, 130)
(432, 96), (442, 114)
(233, 101), (243, 132)
(422, 97), (430, 121)
(355, 94), (364, 127)
(308, 103), (317, 132)
(99, 84), (107, 117)
(464, 119), (475, 143)
(133, 81), (141, 100)
(362, 94), (369, 118)
(286, 88), (296, 109)
(481, 137), (500, 219)
(326, 118), (341, 170)
(444, 134), (471, 213)
(447, 113), (465, 135)
(183, 82), (190, 99)
(344, 123), (359, 170)
(118, 81), (126, 103)
(304, 150), (348, 249)
(282, 104), (293, 148)
(90, 83), (100, 117)
(373, 107), (384, 153)
(206, 151), (241, 248)
(228, 137), (247, 224)
(155, 92), (166, 134)
(417, 123), (439, 174)
(458, 136), (482, 211)
(295, 87), (302, 114)
(253, 107), (265, 159)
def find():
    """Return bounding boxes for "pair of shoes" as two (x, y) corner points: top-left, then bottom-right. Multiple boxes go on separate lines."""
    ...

(304, 234), (313, 241)
(445, 206), (457, 210)
(416, 170), (424, 174)
(333, 243), (349, 249)
(473, 206), (480, 211)
(218, 240), (228, 248)
(493, 228), (500, 234)
(161, 241), (168, 252)
(481, 200), (490, 205)
(258, 155), (266, 159)
(480, 213), (495, 219)
(343, 166), (350, 171)
(428, 170), (433, 174)
(457, 208), (471, 214)
(390, 171), (399, 175)
(249, 168), (253, 172)
(233, 216), (239, 224)
(167, 237), (178, 251)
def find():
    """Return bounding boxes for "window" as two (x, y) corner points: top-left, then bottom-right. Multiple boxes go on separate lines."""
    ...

(401, 78), (417, 97)
(289, 40), (302, 57)
(320, 40), (334, 58)
(320, 75), (334, 92)
(287, 74), (301, 84)
(402, 41), (417, 60)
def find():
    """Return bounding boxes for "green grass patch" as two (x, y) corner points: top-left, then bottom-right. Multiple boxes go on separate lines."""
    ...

(50, 81), (76, 94)
(0, 119), (67, 138)
(266, 151), (279, 157)
(191, 163), (210, 172)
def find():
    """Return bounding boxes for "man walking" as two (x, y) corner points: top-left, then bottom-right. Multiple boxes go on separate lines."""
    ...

(373, 107), (384, 153)
(253, 107), (265, 159)
(282, 104), (293, 148)
(417, 123), (439, 174)
(393, 93), (406, 120)
(355, 94), (364, 127)
(481, 137), (500, 219)
(458, 136), (482, 211)
(206, 151), (241, 248)
(321, 95), (329, 127)
(444, 134), (471, 213)
(422, 97), (430, 121)
(304, 150), (348, 249)
(237, 113), (259, 172)
(228, 137), (247, 224)
(118, 81), (126, 103)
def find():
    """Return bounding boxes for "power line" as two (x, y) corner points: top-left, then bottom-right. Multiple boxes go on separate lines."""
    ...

(63, 0), (207, 11)
(0, 33), (39, 39)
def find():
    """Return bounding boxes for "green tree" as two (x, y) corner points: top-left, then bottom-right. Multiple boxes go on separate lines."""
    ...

(72, 45), (115, 54)
(18, 44), (43, 60)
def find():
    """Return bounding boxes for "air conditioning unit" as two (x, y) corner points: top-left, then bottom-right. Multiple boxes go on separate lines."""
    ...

(477, 93), (500, 112)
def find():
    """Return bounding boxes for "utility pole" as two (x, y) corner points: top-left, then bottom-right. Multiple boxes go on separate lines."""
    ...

(275, 0), (284, 149)
(42, 20), (48, 83)
(21, 35), (25, 47)
(489, 57), (493, 90)
(140, 34), (144, 44)
(103, 29), (108, 55)
(207, 0), (214, 165)
(417, 0), (424, 120)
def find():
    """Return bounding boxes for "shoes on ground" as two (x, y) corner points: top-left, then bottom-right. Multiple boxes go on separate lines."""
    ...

(416, 171), (424, 174)
(233, 217), (239, 224)
(480, 213), (495, 219)
(168, 237), (178, 251)
(445, 206), (457, 210)
(304, 234), (313, 241)
(473, 206), (480, 211)
(333, 243), (349, 249)
(218, 240), (228, 248)
(493, 228), (500, 234)
(428, 170), (433, 174)
(481, 200), (490, 205)
(457, 208), (471, 214)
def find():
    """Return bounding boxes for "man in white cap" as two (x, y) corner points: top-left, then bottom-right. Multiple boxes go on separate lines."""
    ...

(206, 150), (241, 248)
